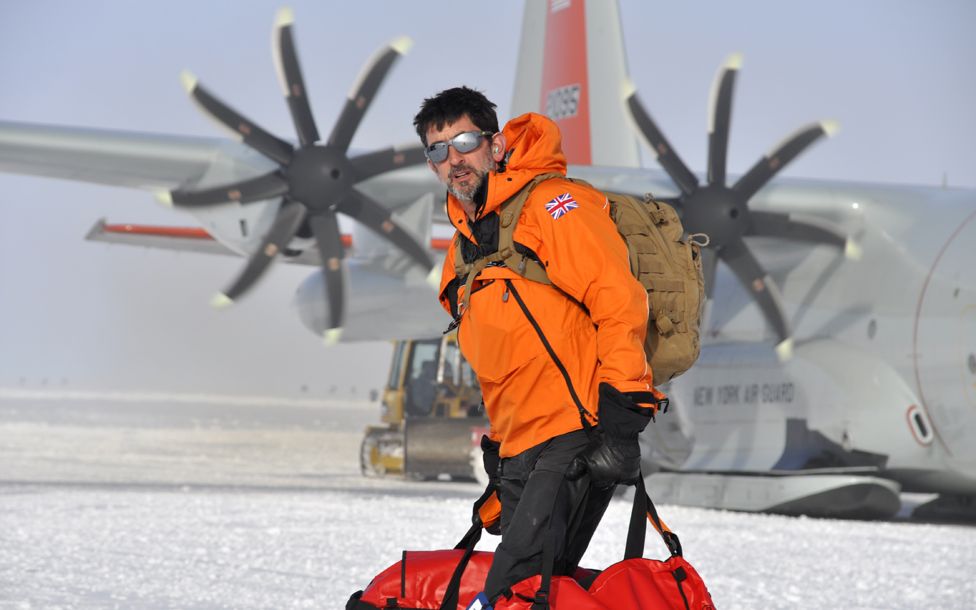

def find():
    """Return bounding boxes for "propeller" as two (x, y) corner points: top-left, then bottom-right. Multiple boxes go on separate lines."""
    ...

(160, 8), (432, 343)
(627, 53), (853, 359)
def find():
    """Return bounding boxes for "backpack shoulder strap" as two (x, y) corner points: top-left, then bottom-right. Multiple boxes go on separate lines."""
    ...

(454, 172), (561, 313)
(496, 171), (561, 285)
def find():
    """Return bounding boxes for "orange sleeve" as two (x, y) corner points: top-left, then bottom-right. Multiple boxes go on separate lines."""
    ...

(524, 181), (658, 401)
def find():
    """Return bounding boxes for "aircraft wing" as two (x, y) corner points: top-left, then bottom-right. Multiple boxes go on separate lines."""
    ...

(0, 120), (273, 191)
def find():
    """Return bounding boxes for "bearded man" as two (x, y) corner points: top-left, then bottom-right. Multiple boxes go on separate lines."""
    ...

(413, 87), (663, 604)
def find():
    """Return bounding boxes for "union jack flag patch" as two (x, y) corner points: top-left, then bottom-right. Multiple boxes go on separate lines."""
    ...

(545, 192), (579, 220)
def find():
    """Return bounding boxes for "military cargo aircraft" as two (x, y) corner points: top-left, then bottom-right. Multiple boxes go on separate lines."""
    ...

(1, 1), (973, 520)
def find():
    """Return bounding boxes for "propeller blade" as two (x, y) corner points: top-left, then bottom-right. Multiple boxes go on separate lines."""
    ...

(707, 53), (742, 187)
(215, 199), (307, 303)
(626, 88), (699, 196)
(720, 238), (791, 344)
(308, 211), (346, 333)
(702, 247), (718, 299)
(733, 121), (839, 201)
(337, 189), (434, 270)
(327, 37), (413, 152)
(748, 210), (847, 249)
(169, 171), (288, 207)
(181, 71), (293, 165)
(273, 8), (321, 146)
(350, 145), (427, 182)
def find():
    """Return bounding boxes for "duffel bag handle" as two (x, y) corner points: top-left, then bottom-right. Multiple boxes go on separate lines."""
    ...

(625, 471), (682, 559)
(439, 519), (482, 610)
(437, 482), (498, 610)
(531, 472), (682, 609)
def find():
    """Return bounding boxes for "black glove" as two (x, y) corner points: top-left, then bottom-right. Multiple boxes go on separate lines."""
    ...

(565, 383), (652, 488)
(480, 434), (501, 489)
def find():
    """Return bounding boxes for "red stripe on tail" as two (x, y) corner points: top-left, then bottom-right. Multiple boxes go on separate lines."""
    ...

(540, 0), (591, 165)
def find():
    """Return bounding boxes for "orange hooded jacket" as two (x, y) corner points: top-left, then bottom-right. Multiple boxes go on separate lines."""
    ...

(438, 113), (657, 458)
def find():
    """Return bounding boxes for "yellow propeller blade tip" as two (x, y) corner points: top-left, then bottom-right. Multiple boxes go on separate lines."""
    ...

(845, 240), (863, 261)
(821, 120), (841, 137)
(179, 70), (198, 93)
(724, 52), (744, 71)
(210, 293), (234, 309)
(775, 338), (794, 362)
(621, 79), (637, 99)
(275, 7), (295, 28)
(154, 191), (173, 207)
(323, 328), (343, 346)
(391, 36), (413, 55)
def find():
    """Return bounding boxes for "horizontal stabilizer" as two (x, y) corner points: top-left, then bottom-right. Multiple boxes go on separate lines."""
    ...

(85, 218), (452, 263)
(84, 218), (323, 264)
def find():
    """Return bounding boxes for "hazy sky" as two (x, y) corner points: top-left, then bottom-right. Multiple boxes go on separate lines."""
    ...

(0, 0), (973, 397)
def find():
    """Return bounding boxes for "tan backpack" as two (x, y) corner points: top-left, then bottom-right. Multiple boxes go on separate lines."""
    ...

(453, 174), (706, 383)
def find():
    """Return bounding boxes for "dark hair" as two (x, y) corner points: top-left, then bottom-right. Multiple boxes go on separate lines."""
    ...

(413, 86), (499, 146)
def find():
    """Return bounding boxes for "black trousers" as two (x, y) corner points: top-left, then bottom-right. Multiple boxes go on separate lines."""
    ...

(483, 429), (615, 601)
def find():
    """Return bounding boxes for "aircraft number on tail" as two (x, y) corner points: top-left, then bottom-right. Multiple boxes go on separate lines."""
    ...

(545, 84), (582, 120)
(550, 0), (572, 13)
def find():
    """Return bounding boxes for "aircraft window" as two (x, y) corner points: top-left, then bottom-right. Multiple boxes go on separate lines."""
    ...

(907, 405), (934, 446)
(867, 319), (877, 339)
(913, 413), (929, 438)
(968, 353), (975, 375)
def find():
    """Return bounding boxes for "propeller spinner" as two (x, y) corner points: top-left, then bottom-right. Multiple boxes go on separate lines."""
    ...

(161, 8), (432, 343)
(627, 54), (853, 359)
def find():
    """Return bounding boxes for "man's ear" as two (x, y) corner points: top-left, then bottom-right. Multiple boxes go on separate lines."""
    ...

(491, 133), (507, 164)
(426, 158), (437, 174)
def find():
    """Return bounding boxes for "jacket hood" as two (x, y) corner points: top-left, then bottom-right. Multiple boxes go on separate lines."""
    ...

(445, 112), (567, 237)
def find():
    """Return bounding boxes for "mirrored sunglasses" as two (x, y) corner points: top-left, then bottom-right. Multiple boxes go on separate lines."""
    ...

(424, 130), (493, 164)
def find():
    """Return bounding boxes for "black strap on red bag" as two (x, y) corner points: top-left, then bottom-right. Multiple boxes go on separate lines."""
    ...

(531, 471), (682, 609)
(436, 481), (500, 610)
(627, 474), (682, 559)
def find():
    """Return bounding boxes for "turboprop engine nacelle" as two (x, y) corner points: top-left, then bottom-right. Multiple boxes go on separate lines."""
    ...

(293, 261), (446, 343)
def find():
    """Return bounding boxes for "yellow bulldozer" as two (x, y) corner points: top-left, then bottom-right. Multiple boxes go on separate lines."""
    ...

(360, 332), (488, 480)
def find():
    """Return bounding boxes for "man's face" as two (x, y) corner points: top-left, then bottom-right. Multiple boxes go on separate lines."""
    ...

(425, 115), (495, 214)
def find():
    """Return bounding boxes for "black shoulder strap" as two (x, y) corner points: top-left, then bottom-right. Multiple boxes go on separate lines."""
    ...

(504, 279), (595, 431)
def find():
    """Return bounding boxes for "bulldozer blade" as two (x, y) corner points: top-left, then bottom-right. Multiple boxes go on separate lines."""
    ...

(404, 416), (488, 480)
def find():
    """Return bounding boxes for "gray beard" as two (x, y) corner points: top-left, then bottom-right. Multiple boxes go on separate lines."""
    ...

(448, 158), (497, 202)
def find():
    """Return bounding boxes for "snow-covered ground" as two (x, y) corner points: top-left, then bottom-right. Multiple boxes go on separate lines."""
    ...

(1, 396), (974, 609)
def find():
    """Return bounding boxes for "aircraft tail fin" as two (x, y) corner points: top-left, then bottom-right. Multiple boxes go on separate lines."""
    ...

(511, 0), (639, 167)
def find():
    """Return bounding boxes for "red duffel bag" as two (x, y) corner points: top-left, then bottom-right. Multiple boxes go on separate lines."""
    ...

(347, 476), (715, 609)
